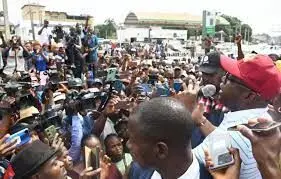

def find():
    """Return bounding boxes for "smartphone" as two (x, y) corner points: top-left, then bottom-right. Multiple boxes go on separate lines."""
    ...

(85, 146), (100, 179)
(106, 68), (117, 82)
(173, 79), (182, 93)
(228, 121), (281, 132)
(208, 132), (234, 170)
(44, 125), (57, 143)
(6, 128), (31, 147)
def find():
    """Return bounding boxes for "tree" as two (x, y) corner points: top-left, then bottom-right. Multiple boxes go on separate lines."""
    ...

(95, 18), (117, 39)
(241, 24), (252, 42)
(215, 14), (253, 42)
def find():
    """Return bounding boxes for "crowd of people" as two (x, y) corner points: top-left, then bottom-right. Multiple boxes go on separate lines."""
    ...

(0, 19), (280, 179)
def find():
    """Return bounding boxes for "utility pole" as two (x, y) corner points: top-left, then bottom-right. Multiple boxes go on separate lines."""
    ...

(29, 5), (35, 40)
(2, 0), (10, 39)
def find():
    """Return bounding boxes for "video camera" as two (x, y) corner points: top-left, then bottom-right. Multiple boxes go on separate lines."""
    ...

(52, 25), (65, 43)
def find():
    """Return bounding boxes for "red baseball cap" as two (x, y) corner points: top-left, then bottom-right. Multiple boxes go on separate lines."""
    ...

(220, 54), (281, 100)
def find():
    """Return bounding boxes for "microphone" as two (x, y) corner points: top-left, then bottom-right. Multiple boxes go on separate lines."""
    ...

(200, 84), (216, 97)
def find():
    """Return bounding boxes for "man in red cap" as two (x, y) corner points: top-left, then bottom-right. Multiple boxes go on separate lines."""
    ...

(192, 54), (281, 179)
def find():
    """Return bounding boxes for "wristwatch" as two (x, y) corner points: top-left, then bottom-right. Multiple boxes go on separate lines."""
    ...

(196, 117), (207, 127)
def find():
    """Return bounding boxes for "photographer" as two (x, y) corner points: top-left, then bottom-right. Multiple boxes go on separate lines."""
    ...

(65, 27), (84, 78)
(52, 25), (66, 44)
(38, 20), (51, 45)
(31, 42), (49, 73)
(2, 36), (30, 80)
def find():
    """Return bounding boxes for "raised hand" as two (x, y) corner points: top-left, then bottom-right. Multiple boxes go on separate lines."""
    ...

(51, 133), (64, 152)
(173, 79), (200, 112)
(237, 118), (281, 179)
(192, 102), (207, 125)
(204, 148), (241, 179)
(235, 34), (242, 45)
(0, 134), (17, 158)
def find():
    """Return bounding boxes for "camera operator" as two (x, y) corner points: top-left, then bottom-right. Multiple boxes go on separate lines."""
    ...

(2, 36), (30, 81)
(65, 27), (84, 78)
(38, 20), (51, 45)
(52, 25), (66, 44)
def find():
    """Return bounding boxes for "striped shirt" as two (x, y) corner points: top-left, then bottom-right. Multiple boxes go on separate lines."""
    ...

(193, 108), (270, 179)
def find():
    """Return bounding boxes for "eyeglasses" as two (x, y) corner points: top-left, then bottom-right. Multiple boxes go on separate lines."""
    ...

(222, 73), (260, 95)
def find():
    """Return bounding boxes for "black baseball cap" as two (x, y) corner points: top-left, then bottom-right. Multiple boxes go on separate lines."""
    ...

(199, 52), (221, 74)
(11, 140), (58, 179)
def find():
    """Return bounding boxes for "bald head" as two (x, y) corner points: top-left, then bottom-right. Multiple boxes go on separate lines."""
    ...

(130, 97), (194, 148)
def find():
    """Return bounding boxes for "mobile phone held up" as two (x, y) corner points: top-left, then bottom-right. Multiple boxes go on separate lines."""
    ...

(44, 125), (57, 143)
(107, 68), (117, 82)
(228, 121), (281, 132)
(5, 128), (31, 148)
(173, 79), (183, 93)
(85, 146), (100, 179)
(208, 132), (234, 170)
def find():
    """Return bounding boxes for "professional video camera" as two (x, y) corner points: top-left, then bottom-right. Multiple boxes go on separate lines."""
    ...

(52, 25), (65, 43)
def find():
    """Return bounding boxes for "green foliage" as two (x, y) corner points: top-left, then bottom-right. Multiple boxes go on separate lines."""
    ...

(215, 14), (252, 42)
(95, 18), (117, 39)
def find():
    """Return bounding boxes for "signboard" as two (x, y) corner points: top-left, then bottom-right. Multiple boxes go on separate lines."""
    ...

(202, 10), (216, 36)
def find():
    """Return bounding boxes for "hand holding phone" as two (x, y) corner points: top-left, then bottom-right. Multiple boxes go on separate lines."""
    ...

(0, 134), (17, 157)
(228, 120), (281, 132)
(51, 133), (64, 152)
(208, 132), (234, 170)
(173, 79), (183, 93)
(85, 146), (101, 179)
(205, 148), (241, 178)
(45, 125), (57, 143)
(5, 128), (31, 148)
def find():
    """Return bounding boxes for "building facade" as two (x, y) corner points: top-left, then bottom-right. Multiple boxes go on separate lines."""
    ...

(16, 4), (94, 40)
(117, 12), (229, 42)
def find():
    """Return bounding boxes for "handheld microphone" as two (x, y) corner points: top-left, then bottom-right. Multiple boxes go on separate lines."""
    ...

(200, 84), (216, 97)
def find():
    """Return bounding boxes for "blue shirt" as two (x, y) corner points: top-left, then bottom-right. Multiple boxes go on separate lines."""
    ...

(68, 115), (83, 162)
(87, 35), (99, 62)
(82, 114), (94, 137)
(34, 54), (47, 72)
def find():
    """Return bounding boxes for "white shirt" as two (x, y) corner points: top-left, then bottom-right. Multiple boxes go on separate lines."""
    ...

(151, 154), (200, 179)
(193, 108), (271, 179)
(39, 27), (51, 45)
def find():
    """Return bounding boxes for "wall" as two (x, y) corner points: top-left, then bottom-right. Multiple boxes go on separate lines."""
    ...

(18, 4), (94, 40)
(117, 27), (187, 42)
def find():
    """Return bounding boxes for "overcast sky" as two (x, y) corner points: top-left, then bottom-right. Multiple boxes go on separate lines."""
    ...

(5, 0), (281, 35)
